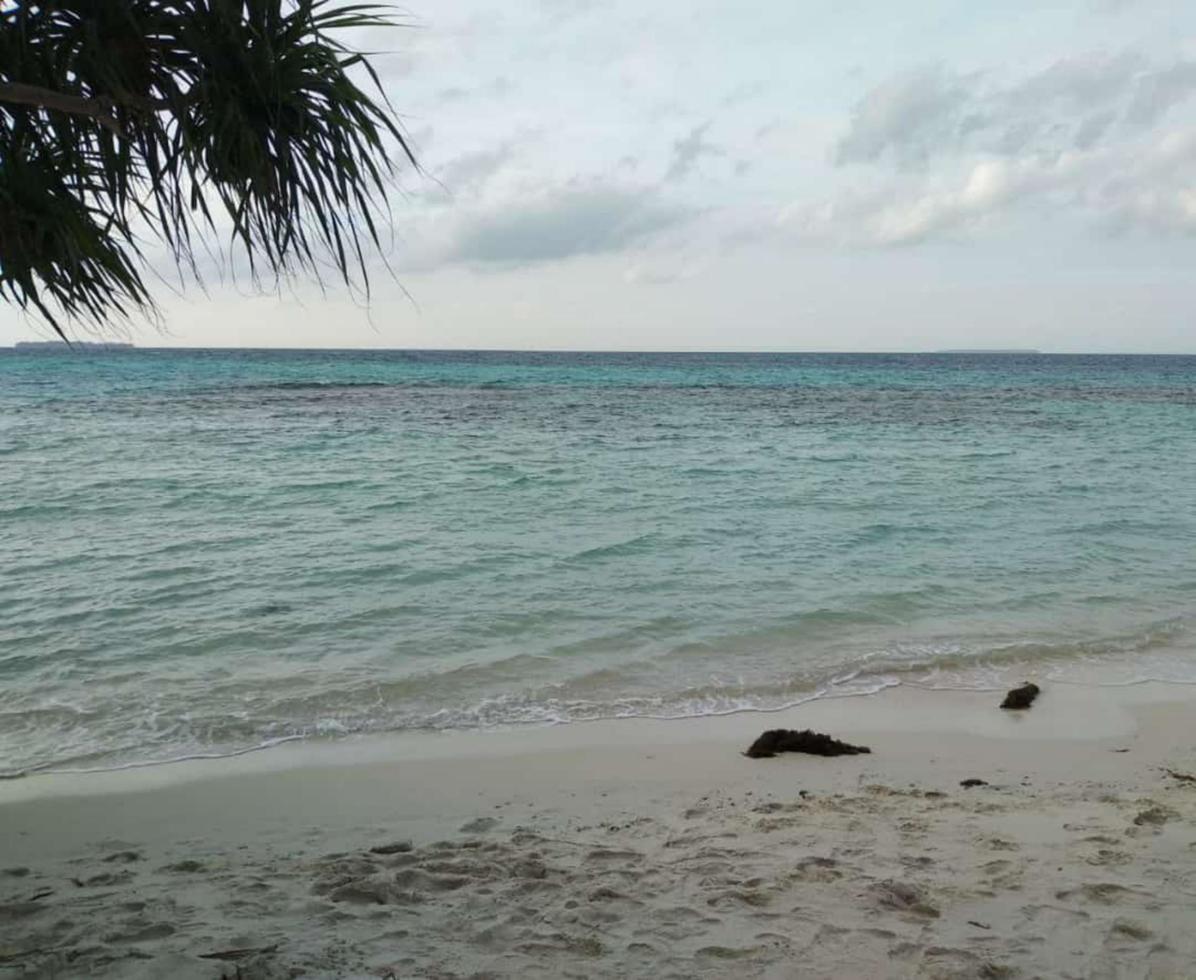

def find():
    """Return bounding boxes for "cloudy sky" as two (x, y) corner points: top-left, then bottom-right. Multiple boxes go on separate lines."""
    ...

(6, 0), (1196, 351)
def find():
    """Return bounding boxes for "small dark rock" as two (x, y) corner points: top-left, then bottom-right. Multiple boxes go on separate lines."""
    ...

(960, 778), (989, 788)
(1000, 682), (1040, 710)
(744, 729), (871, 759)
(369, 841), (414, 856)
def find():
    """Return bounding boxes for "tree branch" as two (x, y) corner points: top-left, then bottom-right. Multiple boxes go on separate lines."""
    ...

(0, 81), (126, 138)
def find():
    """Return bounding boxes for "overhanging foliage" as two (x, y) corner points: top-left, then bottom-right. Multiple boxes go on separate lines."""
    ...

(0, 1), (416, 339)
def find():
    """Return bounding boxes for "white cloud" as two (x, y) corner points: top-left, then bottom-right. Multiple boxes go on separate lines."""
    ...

(786, 123), (1196, 248)
(801, 48), (1196, 247)
(623, 258), (706, 285)
(1101, 129), (1196, 234)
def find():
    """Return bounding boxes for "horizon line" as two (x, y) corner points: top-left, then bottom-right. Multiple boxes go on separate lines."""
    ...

(10, 343), (1196, 356)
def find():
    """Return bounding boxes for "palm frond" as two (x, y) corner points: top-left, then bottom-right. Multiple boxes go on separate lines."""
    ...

(0, 1), (416, 340)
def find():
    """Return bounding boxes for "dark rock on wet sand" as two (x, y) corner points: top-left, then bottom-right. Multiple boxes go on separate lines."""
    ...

(369, 841), (414, 855)
(744, 729), (871, 759)
(960, 778), (988, 788)
(1000, 683), (1040, 710)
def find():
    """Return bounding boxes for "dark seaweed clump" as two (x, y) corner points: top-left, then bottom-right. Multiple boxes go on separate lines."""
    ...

(745, 729), (871, 759)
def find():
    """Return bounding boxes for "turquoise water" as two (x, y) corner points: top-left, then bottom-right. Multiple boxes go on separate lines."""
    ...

(3, 349), (1196, 774)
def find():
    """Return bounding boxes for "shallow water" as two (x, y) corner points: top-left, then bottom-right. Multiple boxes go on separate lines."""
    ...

(2, 349), (1195, 773)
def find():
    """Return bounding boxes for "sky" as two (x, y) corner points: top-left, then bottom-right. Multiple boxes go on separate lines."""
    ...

(5, 0), (1196, 351)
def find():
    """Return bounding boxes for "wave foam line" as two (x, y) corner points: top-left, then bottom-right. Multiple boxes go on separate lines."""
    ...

(1, 733), (309, 780)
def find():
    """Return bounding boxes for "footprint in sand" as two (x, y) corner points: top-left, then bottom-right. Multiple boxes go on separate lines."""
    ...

(160, 859), (206, 873)
(101, 850), (143, 864)
(73, 870), (136, 888)
(1132, 805), (1177, 828)
(583, 847), (640, 864)
(1019, 903), (1091, 927)
(920, 947), (1015, 979)
(866, 879), (941, 918)
(791, 856), (841, 882)
(0, 901), (47, 922)
(1055, 882), (1136, 905)
(1085, 848), (1131, 867)
(1107, 918), (1154, 944)
(705, 888), (773, 910)
(103, 920), (176, 943)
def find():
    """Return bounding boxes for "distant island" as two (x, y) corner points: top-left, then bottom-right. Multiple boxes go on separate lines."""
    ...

(14, 341), (135, 351)
(936, 348), (1040, 354)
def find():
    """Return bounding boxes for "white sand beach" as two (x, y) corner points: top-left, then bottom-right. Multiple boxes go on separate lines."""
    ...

(3, 682), (1196, 979)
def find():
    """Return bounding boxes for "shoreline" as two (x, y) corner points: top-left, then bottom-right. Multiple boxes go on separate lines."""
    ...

(3, 681), (1196, 977)
(0, 677), (1185, 807)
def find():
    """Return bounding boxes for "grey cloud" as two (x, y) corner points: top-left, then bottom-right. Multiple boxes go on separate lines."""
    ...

(623, 261), (701, 286)
(375, 51), (418, 80)
(836, 52), (1196, 169)
(1073, 110), (1117, 149)
(435, 76), (515, 105)
(722, 81), (768, 108)
(434, 146), (514, 195)
(538, 0), (609, 23)
(437, 185), (694, 266)
(835, 66), (974, 166)
(407, 125), (435, 152)
(1126, 62), (1196, 125)
(665, 122), (722, 183)
(1004, 52), (1144, 110)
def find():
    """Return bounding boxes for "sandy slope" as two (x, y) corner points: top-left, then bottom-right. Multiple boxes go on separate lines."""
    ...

(2, 685), (1195, 979)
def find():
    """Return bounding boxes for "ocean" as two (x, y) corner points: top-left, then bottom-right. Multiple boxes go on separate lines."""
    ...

(2, 348), (1195, 775)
